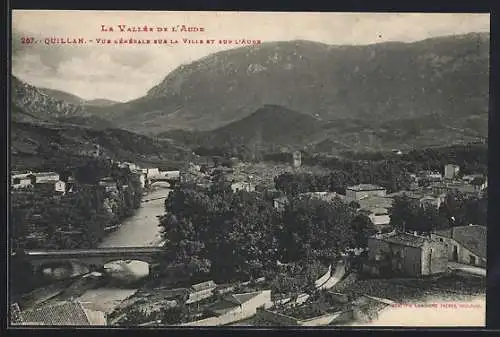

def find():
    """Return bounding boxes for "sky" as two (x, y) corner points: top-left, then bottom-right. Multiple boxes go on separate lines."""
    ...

(12, 11), (490, 102)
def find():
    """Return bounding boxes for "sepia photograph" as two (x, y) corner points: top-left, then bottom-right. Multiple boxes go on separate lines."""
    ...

(9, 10), (489, 327)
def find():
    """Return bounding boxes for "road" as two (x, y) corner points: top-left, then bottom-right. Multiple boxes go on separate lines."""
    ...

(448, 262), (487, 277)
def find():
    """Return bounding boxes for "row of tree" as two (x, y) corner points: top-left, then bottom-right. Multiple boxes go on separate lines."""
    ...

(158, 182), (371, 284)
(389, 190), (488, 233)
(274, 165), (413, 196)
(11, 159), (143, 250)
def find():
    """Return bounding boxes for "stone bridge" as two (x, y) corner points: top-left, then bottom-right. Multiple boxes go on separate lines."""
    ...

(13, 246), (164, 272)
(146, 177), (180, 188)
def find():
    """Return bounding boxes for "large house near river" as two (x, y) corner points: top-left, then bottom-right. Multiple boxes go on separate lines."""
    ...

(365, 231), (448, 277)
(430, 225), (486, 268)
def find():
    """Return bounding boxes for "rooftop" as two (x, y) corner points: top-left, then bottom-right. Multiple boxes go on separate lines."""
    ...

(191, 280), (216, 292)
(358, 196), (393, 211)
(30, 172), (59, 177)
(370, 231), (438, 248)
(19, 301), (106, 326)
(433, 225), (486, 259)
(347, 184), (385, 191)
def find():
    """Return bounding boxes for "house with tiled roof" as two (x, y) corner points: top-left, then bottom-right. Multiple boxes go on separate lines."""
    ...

(180, 290), (273, 326)
(13, 301), (107, 326)
(430, 225), (486, 268)
(365, 231), (448, 277)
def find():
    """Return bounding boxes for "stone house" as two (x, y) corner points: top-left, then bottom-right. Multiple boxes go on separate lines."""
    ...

(365, 231), (448, 277)
(430, 225), (486, 268)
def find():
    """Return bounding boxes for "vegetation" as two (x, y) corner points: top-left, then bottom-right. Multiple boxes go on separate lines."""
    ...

(389, 190), (487, 233)
(158, 181), (368, 286)
(11, 121), (191, 172)
(11, 160), (143, 250)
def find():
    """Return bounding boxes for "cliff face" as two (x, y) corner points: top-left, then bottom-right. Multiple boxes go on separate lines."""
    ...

(12, 76), (88, 119)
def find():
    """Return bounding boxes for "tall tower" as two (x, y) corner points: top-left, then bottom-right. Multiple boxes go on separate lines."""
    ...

(94, 144), (101, 158)
(292, 151), (301, 168)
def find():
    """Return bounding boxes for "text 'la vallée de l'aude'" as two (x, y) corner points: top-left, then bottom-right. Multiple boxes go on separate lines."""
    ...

(101, 24), (205, 33)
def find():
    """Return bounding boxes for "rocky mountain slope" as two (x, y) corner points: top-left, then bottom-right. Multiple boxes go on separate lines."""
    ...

(86, 33), (489, 134)
(12, 76), (116, 129)
(11, 121), (191, 171)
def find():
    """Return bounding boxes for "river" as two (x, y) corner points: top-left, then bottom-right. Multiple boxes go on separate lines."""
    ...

(76, 185), (171, 313)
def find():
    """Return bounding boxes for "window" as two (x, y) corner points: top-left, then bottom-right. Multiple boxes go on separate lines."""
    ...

(439, 238), (443, 242)
(13, 178), (20, 185)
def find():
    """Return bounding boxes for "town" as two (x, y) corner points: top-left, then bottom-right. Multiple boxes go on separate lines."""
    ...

(10, 146), (487, 326)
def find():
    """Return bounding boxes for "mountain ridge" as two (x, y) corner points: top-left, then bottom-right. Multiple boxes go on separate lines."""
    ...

(83, 32), (489, 133)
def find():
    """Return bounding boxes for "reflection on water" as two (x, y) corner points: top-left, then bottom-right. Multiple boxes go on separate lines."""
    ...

(77, 187), (170, 313)
(99, 187), (170, 248)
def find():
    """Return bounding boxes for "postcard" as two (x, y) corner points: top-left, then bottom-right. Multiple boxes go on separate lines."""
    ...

(10, 10), (488, 327)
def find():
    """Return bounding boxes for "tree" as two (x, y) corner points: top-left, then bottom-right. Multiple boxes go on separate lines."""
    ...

(389, 195), (419, 231)
(350, 214), (372, 248)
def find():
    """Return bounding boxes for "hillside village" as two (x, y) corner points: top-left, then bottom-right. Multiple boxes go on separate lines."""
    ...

(11, 150), (487, 326)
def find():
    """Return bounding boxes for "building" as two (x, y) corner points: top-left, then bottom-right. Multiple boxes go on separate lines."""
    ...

(444, 164), (460, 180)
(162, 170), (181, 180)
(144, 168), (160, 177)
(181, 290), (273, 326)
(29, 172), (60, 184)
(462, 174), (484, 184)
(430, 225), (486, 268)
(208, 290), (272, 318)
(345, 184), (387, 202)
(365, 231), (448, 277)
(231, 181), (256, 193)
(186, 280), (218, 304)
(98, 177), (118, 193)
(417, 171), (443, 182)
(13, 301), (107, 326)
(428, 181), (482, 196)
(419, 195), (444, 209)
(11, 172), (33, 189)
(35, 180), (67, 194)
(366, 207), (391, 228)
(292, 151), (302, 168)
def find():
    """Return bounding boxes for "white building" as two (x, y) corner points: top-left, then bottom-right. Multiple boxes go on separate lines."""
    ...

(444, 164), (460, 180)
(345, 184), (387, 201)
(162, 170), (181, 180)
(11, 171), (33, 189)
(231, 181), (256, 193)
(30, 172), (60, 183)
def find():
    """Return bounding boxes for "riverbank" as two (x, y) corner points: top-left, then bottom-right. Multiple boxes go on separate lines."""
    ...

(16, 187), (171, 313)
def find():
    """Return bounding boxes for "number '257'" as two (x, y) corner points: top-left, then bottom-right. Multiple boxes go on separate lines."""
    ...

(21, 37), (35, 44)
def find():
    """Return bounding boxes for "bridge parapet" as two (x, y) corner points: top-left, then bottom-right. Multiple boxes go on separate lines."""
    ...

(17, 247), (164, 272)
